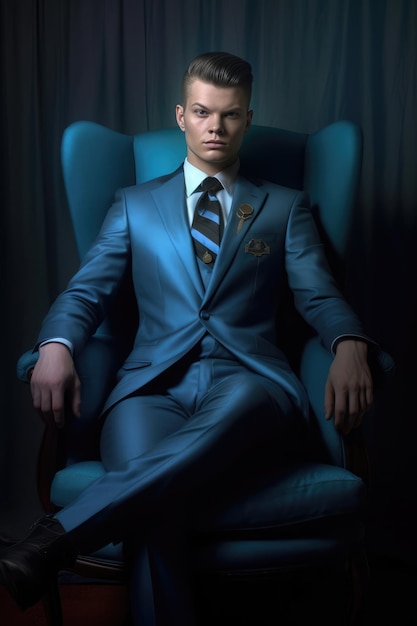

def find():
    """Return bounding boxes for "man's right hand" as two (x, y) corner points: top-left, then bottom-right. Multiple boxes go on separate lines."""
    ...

(30, 342), (81, 428)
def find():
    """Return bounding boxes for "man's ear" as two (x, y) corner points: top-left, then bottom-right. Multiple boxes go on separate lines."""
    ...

(176, 105), (185, 131)
(245, 109), (254, 133)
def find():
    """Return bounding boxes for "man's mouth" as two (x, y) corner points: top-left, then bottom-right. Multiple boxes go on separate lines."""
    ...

(204, 140), (226, 147)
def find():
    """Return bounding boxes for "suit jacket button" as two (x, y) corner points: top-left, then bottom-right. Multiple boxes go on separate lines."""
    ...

(200, 310), (210, 320)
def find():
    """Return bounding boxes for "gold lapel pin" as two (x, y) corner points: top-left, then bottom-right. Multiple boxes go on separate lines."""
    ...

(236, 204), (254, 233)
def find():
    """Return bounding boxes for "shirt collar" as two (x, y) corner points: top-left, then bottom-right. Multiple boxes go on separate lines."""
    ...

(183, 158), (239, 197)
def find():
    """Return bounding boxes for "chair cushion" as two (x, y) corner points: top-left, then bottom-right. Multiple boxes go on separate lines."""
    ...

(51, 460), (365, 536)
(196, 463), (365, 533)
(51, 460), (366, 572)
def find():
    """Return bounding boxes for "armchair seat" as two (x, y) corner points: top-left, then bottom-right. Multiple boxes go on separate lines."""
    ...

(51, 459), (366, 573)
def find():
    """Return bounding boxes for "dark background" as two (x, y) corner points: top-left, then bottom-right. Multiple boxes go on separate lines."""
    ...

(1, 0), (416, 570)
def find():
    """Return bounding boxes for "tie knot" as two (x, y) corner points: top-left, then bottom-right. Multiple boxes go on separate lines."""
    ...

(199, 177), (223, 193)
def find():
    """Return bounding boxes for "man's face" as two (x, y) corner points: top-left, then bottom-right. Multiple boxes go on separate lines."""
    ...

(176, 79), (253, 175)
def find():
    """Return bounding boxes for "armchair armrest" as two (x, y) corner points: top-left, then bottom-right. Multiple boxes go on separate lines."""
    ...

(16, 349), (38, 382)
(300, 335), (395, 483)
(299, 336), (346, 467)
(16, 333), (125, 512)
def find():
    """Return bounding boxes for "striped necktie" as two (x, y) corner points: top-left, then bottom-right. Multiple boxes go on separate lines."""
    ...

(191, 177), (224, 265)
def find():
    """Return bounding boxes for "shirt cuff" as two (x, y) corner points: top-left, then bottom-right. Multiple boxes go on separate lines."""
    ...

(331, 334), (372, 355)
(39, 338), (74, 355)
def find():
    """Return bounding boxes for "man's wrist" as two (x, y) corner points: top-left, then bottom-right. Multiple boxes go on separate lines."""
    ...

(39, 338), (74, 355)
(331, 335), (369, 355)
(334, 338), (368, 356)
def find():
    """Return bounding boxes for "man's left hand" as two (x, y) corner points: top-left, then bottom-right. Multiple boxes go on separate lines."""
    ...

(325, 339), (373, 434)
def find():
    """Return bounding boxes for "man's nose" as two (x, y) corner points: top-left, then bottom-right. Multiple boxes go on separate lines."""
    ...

(209, 116), (224, 134)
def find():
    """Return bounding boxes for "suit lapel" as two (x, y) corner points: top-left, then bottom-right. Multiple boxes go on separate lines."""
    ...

(150, 169), (205, 298)
(204, 176), (268, 301)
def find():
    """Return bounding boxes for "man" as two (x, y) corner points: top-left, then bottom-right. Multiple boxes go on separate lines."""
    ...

(1, 52), (373, 624)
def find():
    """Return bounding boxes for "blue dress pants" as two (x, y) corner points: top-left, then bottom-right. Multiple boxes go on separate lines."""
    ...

(55, 356), (305, 625)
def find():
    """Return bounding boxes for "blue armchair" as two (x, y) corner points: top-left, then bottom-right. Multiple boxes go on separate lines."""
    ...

(17, 120), (395, 625)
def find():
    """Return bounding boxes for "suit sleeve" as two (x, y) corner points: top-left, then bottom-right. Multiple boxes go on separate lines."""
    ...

(284, 195), (373, 352)
(37, 189), (132, 356)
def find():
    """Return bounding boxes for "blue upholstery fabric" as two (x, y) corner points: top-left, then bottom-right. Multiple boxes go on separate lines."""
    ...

(133, 128), (186, 183)
(51, 461), (365, 533)
(304, 120), (363, 259)
(300, 336), (346, 466)
(51, 459), (366, 571)
(61, 122), (136, 258)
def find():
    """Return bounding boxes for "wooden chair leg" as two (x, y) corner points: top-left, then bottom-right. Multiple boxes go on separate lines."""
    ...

(41, 578), (63, 626)
(347, 552), (370, 626)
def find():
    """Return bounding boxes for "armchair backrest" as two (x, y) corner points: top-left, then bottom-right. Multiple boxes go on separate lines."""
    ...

(62, 120), (362, 263)
(60, 120), (363, 467)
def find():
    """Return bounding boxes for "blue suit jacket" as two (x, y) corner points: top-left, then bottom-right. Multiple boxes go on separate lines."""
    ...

(38, 167), (369, 418)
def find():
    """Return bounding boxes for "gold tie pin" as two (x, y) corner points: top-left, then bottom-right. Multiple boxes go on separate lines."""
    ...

(236, 204), (254, 233)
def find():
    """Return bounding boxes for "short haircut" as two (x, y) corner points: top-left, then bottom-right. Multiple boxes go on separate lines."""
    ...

(182, 52), (253, 107)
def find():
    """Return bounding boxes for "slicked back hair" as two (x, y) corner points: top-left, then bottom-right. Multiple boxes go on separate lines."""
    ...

(182, 52), (253, 108)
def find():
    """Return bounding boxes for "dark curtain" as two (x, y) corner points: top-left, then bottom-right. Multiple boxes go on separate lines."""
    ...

(1, 0), (416, 565)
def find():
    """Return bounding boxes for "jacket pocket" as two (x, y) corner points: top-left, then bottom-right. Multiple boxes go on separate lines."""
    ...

(121, 359), (151, 371)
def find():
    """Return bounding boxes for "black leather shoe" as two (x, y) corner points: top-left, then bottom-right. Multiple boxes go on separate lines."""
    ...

(0, 516), (77, 611)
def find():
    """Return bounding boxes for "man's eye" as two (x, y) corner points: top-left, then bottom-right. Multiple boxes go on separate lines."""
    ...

(195, 110), (208, 116)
